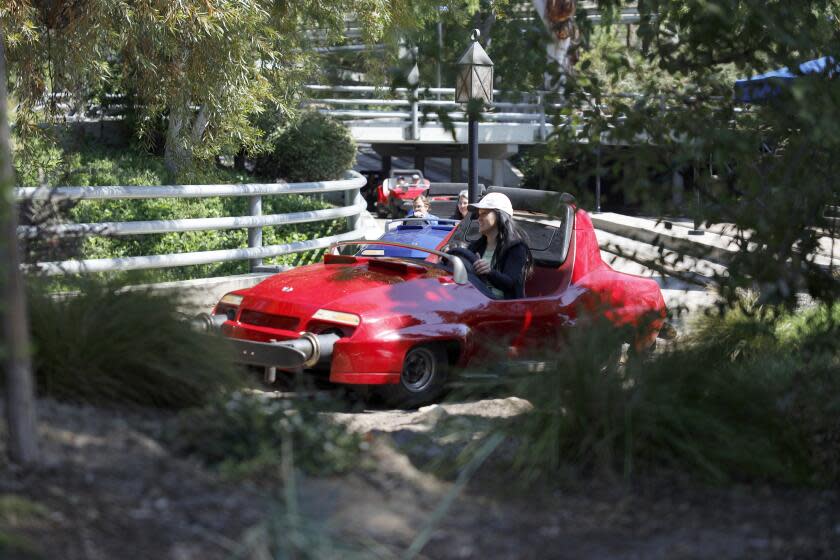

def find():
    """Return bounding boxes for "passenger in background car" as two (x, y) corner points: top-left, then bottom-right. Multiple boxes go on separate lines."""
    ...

(449, 189), (469, 220)
(406, 195), (439, 224)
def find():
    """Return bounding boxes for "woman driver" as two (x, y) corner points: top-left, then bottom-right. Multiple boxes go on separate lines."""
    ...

(466, 192), (533, 299)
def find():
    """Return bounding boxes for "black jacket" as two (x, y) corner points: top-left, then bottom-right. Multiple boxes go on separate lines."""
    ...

(468, 237), (531, 299)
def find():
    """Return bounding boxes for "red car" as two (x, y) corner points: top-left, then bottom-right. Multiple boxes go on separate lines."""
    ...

(201, 187), (667, 407)
(374, 169), (431, 218)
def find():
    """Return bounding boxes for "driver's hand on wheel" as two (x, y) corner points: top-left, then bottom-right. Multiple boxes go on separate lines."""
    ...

(473, 258), (491, 275)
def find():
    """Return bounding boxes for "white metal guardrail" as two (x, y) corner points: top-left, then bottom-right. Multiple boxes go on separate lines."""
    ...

(303, 85), (561, 142)
(15, 171), (368, 276)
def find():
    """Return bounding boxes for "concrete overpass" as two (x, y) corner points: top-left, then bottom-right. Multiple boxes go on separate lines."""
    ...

(305, 85), (553, 186)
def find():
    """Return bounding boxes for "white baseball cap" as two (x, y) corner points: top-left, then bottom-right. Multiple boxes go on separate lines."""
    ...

(468, 192), (514, 217)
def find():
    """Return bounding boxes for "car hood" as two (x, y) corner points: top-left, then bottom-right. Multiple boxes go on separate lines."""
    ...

(240, 260), (454, 319)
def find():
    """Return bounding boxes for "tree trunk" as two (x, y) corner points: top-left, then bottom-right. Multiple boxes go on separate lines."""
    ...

(532, 0), (576, 89)
(0, 30), (40, 465)
(164, 99), (190, 175)
(190, 105), (209, 146)
(164, 101), (209, 176)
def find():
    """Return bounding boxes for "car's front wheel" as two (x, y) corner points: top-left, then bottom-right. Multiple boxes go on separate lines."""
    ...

(378, 345), (448, 408)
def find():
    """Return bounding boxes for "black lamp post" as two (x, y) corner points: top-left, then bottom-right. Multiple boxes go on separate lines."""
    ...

(456, 29), (494, 204)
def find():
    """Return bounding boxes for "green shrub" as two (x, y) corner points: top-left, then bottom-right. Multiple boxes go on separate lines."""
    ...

(775, 304), (840, 481)
(254, 112), (356, 182)
(502, 305), (840, 485)
(168, 391), (362, 478)
(27, 279), (241, 408)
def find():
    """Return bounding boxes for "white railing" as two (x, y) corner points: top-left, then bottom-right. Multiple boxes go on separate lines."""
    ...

(304, 85), (560, 142)
(15, 171), (368, 276)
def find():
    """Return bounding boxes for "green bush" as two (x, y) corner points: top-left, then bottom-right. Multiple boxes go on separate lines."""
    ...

(774, 304), (840, 481)
(168, 391), (362, 478)
(502, 304), (840, 485)
(254, 112), (356, 183)
(27, 279), (241, 408)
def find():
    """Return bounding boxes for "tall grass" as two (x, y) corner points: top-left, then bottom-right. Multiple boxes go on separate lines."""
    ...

(0, 495), (47, 560)
(27, 279), (241, 408)
(503, 304), (839, 484)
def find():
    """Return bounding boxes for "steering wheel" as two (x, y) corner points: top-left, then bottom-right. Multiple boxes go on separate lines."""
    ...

(446, 247), (478, 265)
(445, 247), (482, 279)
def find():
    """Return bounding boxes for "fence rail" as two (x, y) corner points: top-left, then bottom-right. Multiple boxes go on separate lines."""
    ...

(16, 171), (367, 276)
(304, 85), (556, 142)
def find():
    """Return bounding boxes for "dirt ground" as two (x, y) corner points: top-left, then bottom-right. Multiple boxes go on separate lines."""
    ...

(1, 396), (839, 560)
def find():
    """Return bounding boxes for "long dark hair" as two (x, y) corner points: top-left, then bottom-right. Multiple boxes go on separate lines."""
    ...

(492, 210), (534, 279)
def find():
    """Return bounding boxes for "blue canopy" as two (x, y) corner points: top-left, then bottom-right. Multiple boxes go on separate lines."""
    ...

(734, 56), (838, 103)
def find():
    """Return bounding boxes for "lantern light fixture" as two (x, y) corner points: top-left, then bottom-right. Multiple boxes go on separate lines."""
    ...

(455, 29), (494, 105)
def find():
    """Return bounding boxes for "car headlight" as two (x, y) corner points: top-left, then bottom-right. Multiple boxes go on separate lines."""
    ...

(312, 309), (361, 326)
(219, 293), (244, 306)
(215, 293), (244, 321)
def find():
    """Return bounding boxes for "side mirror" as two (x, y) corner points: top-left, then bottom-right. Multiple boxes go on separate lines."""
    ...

(449, 255), (468, 285)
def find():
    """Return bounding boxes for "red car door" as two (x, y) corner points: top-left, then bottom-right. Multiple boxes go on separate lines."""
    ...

(460, 294), (571, 369)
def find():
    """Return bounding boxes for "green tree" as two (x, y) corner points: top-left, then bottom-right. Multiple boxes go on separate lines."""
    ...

(544, 0), (840, 308)
(1, 0), (469, 175)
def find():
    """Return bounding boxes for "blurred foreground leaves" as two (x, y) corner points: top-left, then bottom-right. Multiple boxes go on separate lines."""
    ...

(500, 302), (840, 485)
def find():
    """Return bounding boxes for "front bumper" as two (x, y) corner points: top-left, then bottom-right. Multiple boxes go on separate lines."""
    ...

(192, 313), (339, 370)
(226, 333), (338, 369)
(194, 314), (415, 386)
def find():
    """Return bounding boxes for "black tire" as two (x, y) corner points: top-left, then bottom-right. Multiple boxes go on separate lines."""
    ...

(378, 345), (448, 408)
(598, 343), (625, 374)
(627, 339), (657, 366)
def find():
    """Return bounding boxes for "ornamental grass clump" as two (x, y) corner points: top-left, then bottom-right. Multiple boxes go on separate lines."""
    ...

(504, 304), (839, 485)
(168, 391), (363, 479)
(27, 279), (240, 408)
